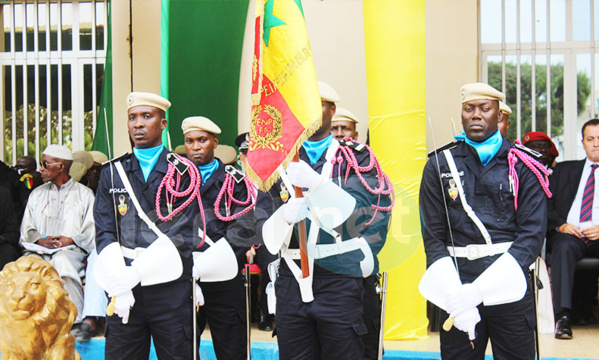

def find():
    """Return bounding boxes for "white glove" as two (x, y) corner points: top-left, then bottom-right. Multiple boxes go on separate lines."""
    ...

(114, 290), (136, 324)
(195, 283), (205, 307)
(287, 161), (321, 191)
(282, 197), (309, 224)
(106, 266), (141, 297)
(451, 307), (480, 340)
(445, 283), (483, 317)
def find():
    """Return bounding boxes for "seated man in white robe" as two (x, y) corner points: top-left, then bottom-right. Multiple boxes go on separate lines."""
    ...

(19, 144), (95, 330)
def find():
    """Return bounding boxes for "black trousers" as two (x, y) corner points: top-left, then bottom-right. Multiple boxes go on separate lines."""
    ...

(105, 278), (194, 360)
(440, 286), (536, 360)
(275, 274), (367, 360)
(548, 232), (599, 314)
(198, 275), (246, 360)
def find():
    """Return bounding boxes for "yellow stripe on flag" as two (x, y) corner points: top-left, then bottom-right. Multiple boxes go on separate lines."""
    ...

(363, 0), (428, 340)
(247, 0), (321, 191)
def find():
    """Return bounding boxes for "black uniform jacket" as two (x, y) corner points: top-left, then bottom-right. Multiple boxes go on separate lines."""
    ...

(94, 148), (200, 273)
(195, 159), (255, 265)
(419, 140), (547, 283)
(255, 142), (392, 277)
(546, 159), (585, 237)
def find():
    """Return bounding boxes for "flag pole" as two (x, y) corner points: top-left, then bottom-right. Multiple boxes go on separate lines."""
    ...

(293, 152), (310, 278)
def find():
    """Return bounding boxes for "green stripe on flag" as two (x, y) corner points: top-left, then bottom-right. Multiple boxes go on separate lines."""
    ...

(165, 0), (249, 148)
(92, 0), (113, 158)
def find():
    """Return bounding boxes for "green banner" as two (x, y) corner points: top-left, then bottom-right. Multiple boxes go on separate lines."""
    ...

(163, 0), (249, 148)
(92, 0), (113, 158)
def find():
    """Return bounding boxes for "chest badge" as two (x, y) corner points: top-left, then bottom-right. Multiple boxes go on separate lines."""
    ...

(280, 183), (289, 203)
(118, 195), (128, 216)
(448, 179), (459, 201)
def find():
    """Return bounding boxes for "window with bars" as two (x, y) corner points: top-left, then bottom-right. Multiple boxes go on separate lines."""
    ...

(480, 0), (599, 161)
(0, 0), (107, 164)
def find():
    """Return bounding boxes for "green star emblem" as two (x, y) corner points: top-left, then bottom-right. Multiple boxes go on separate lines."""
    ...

(263, 0), (286, 47)
(294, 0), (304, 17)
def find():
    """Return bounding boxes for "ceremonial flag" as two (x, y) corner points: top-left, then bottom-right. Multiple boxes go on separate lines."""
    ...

(246, 0), (322, 191)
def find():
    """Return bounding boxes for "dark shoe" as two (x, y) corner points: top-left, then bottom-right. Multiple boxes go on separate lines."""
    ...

(555, 315), (573, 339)
(258, 313), (273, 331)
(75, 322), (93, 342)
(70, 323), (82, 337)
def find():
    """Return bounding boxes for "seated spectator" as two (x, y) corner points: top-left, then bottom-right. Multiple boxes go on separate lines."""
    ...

(19, 144), (95, 333)
(15, 155), (43, 190)
(0, 187), (19, 270)
(78, 151), (110, 341)
(547, 118), (599, 339)
(523, 131), (558, 171)
(85, 151), (109, 194)
(0, 160), (30, 221)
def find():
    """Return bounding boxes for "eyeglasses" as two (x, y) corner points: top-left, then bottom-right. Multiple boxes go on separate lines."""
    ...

(40, 160), (62, 168)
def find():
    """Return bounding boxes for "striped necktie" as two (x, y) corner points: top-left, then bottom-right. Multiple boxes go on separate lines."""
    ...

(580, 164), (599, 223)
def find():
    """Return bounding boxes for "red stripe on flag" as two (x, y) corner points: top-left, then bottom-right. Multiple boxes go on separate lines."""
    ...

(247, 75), (305, 182)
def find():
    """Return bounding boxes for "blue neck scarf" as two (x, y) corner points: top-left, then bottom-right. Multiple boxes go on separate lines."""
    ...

(303, 134), (333, 165)
(133, 145), (163, 181)
(454, 130), (503, 166)
(199, 159), (219, 185)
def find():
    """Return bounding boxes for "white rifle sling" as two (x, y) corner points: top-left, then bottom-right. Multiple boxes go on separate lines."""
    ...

(114, 162), (183, 286)
(443, 149), (493, 246)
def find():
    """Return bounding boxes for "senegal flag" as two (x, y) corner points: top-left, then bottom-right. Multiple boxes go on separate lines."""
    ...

(245, 0), (321, 191)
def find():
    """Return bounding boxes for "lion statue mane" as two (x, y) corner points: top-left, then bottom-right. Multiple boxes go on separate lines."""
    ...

(0, 256), (81, 360)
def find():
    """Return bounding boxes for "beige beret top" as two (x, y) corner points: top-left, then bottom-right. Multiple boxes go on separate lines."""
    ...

(332, 106), (359, 124)
(460, 83), (505, 103)
(127, 92), (171, 111)
(318, 81), (341, 103)
(499, 101), (512, 115)
(181, 116), (222, 135)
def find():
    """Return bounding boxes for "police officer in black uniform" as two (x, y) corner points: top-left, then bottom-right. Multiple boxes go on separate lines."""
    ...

(419, 83), (550, 360)
(254, 81), (393, 359)
(94, 92), (203, 359)
(182, 116), (255, 360)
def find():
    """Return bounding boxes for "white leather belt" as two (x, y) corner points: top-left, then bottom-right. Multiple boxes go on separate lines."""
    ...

(283, 248), (301, 260)
(447, 242), (513, 260)
(121, 245), (146, 260)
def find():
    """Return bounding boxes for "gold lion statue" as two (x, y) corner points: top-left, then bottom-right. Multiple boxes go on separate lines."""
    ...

(0, 256), (81, 360)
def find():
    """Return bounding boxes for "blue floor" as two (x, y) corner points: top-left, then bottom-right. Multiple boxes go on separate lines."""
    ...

(72, 339), (596, 360)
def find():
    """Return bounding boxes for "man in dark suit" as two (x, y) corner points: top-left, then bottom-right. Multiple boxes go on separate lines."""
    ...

(548, 118), (599, 339)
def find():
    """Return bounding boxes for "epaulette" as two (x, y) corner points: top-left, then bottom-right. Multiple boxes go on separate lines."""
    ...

(225, 165), (245, 184)
(338, 139), (367, 152)
(428, 141), (459, 158)
(512, 143), (542, 160)
(166, 152), (189, 175)
(101, 152), (130, 166)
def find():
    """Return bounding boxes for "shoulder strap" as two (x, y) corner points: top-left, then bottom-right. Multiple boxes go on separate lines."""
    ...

(114, 161), (166, 239)
(443, 149), (493, 246)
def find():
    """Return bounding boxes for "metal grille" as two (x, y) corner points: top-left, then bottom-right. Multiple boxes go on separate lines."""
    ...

(0, 0), (107, 164)
(480, 0), (599, 161)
